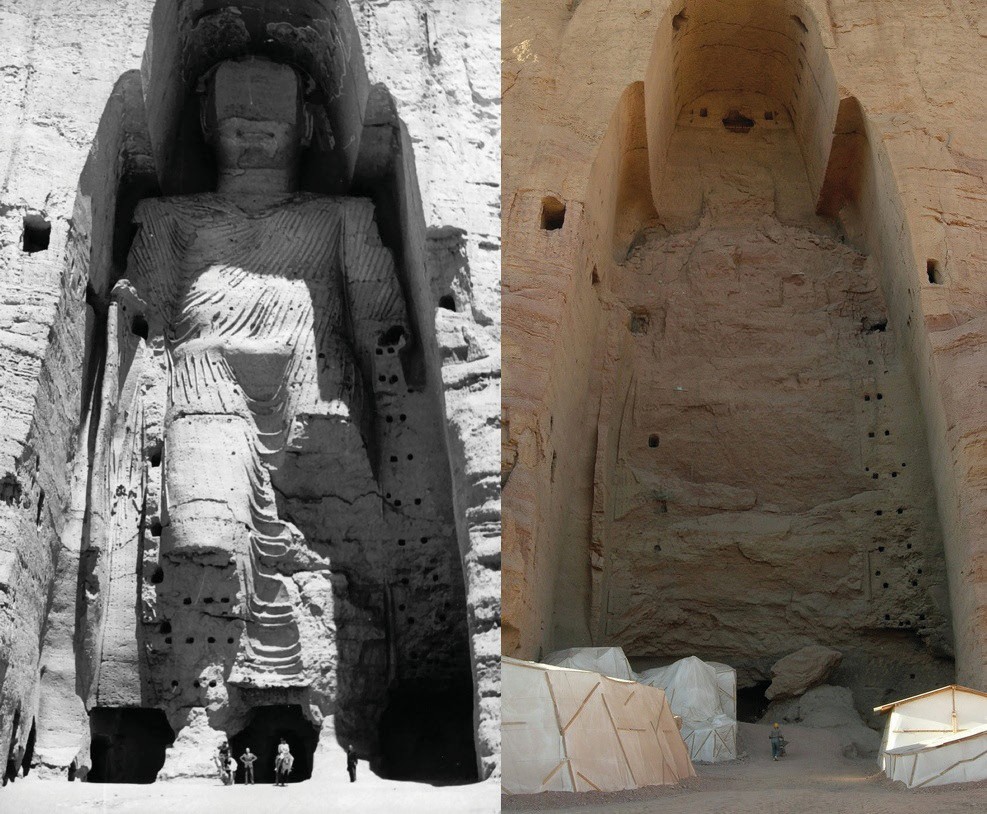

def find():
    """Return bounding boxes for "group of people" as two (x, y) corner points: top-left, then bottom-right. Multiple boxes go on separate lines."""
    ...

(214, 739), (360, 785)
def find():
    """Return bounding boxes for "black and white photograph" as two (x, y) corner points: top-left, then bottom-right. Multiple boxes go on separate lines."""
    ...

(0, 1), (499, 811)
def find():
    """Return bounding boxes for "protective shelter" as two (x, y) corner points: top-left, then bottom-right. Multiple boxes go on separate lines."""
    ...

(874, 685), (987, 788)
(637, 656), (737, 762)
(542, 646), (635, 680)
(502, 657), (695, 794)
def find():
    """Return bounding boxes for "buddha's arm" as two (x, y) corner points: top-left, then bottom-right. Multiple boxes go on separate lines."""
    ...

(83, 203), (181, 693)
(341, 199), (410, 374)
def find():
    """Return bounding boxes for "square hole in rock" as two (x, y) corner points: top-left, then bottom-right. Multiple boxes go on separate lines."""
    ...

(22, 214), (51, 253)
(540, 196), (566, 231)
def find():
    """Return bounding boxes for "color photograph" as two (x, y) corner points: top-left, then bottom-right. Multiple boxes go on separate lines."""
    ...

(502, 1), (987, 812)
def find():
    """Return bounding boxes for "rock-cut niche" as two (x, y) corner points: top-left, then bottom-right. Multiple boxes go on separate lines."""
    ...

(588, 1), (953, 719)
(71, 1), (475, 784)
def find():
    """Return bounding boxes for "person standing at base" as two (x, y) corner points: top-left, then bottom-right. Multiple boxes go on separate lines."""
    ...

(216, 741), (235, 785)
(240, 747), (257, 785)
(769, 722), (786, 761)
(346, 744), (358, 783)
(274, 738), (294, 786)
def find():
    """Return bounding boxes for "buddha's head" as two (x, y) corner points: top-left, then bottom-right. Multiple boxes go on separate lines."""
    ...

(199, 57), (313, 194)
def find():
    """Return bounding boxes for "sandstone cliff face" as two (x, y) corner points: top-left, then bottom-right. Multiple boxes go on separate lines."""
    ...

(0, 0), (499, 784)
(503, 0), (985, 722)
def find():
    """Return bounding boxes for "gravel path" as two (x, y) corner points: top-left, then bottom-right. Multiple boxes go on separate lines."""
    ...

(503, 723), (987, 814)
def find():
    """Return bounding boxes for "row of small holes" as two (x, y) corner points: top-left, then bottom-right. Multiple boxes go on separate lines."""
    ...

(876, 543), (915, 553)
(162, 637), (235, 645)
(396, 537), (431, 547)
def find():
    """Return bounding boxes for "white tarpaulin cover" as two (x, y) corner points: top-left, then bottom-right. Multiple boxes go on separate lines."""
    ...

(542, 646), (635, 681)
(875, 685), (987, 788)
(637, 656), (738, 762)
(708, 662), (738, 719)
(502, 657), (695, 794)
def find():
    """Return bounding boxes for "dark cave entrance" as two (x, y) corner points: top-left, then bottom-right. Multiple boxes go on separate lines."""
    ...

(375, 677), (478, 785)
(737, 680), (773, 723)
(87, 708), (174, 783)
(20, 719), (35, 777)
(229, 705), (318, 784)
(3, 708), (21, 784)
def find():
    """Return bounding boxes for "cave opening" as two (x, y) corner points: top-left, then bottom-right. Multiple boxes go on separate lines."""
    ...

(721, 109), (755, 133)
(87, 708), (174, 783)
(540, 196), (566, 231)
(736, 681), (772, 723)
(228, 705), (318, 785)
(20, 719), (35, 777)
(375, 678), (478, 785)
(22, 214), (51, 253)
(3, 707), (20, 784)
(131, 314), (149, 339)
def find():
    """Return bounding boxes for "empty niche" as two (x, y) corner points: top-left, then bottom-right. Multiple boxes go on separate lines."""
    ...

(927, 259), (943, 284)
(438, 294), (457, 311)
(540, 196), (566, 231)
(22, 214), (51, 253)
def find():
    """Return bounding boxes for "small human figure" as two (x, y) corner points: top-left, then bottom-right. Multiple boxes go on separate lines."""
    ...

(216, 741), (234, 785)
(274, 738), (294, 786)
(346, 744), (358, 783)
(769, 722), (786, 761)
(240, 747), (257, 785)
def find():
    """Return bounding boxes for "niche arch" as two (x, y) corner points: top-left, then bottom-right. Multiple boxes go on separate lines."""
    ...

(60, 0), (479, 784)
(581, 0), (952, 718)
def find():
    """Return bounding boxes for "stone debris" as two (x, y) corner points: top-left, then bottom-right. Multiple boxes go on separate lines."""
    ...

(761, 685), (882, 759)
(766, 646), (843, 701)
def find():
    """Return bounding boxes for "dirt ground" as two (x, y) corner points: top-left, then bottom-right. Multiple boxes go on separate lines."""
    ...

(0, 771), (499, 813)
(503, 723), (987, 814)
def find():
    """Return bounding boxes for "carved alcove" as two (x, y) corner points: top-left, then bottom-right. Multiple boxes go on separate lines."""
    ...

(57, 0), (476, 784)
(582, 0), (953, 720)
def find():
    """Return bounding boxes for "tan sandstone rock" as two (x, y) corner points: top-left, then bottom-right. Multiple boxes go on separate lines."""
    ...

(503, 0), (985, 734)
(766, 646), (843, 701)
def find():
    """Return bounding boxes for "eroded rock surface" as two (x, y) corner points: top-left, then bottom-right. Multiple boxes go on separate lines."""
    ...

(766, 646), (843, 702)
(503, 0), (983, 734)
(0, 0), (499, 787)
